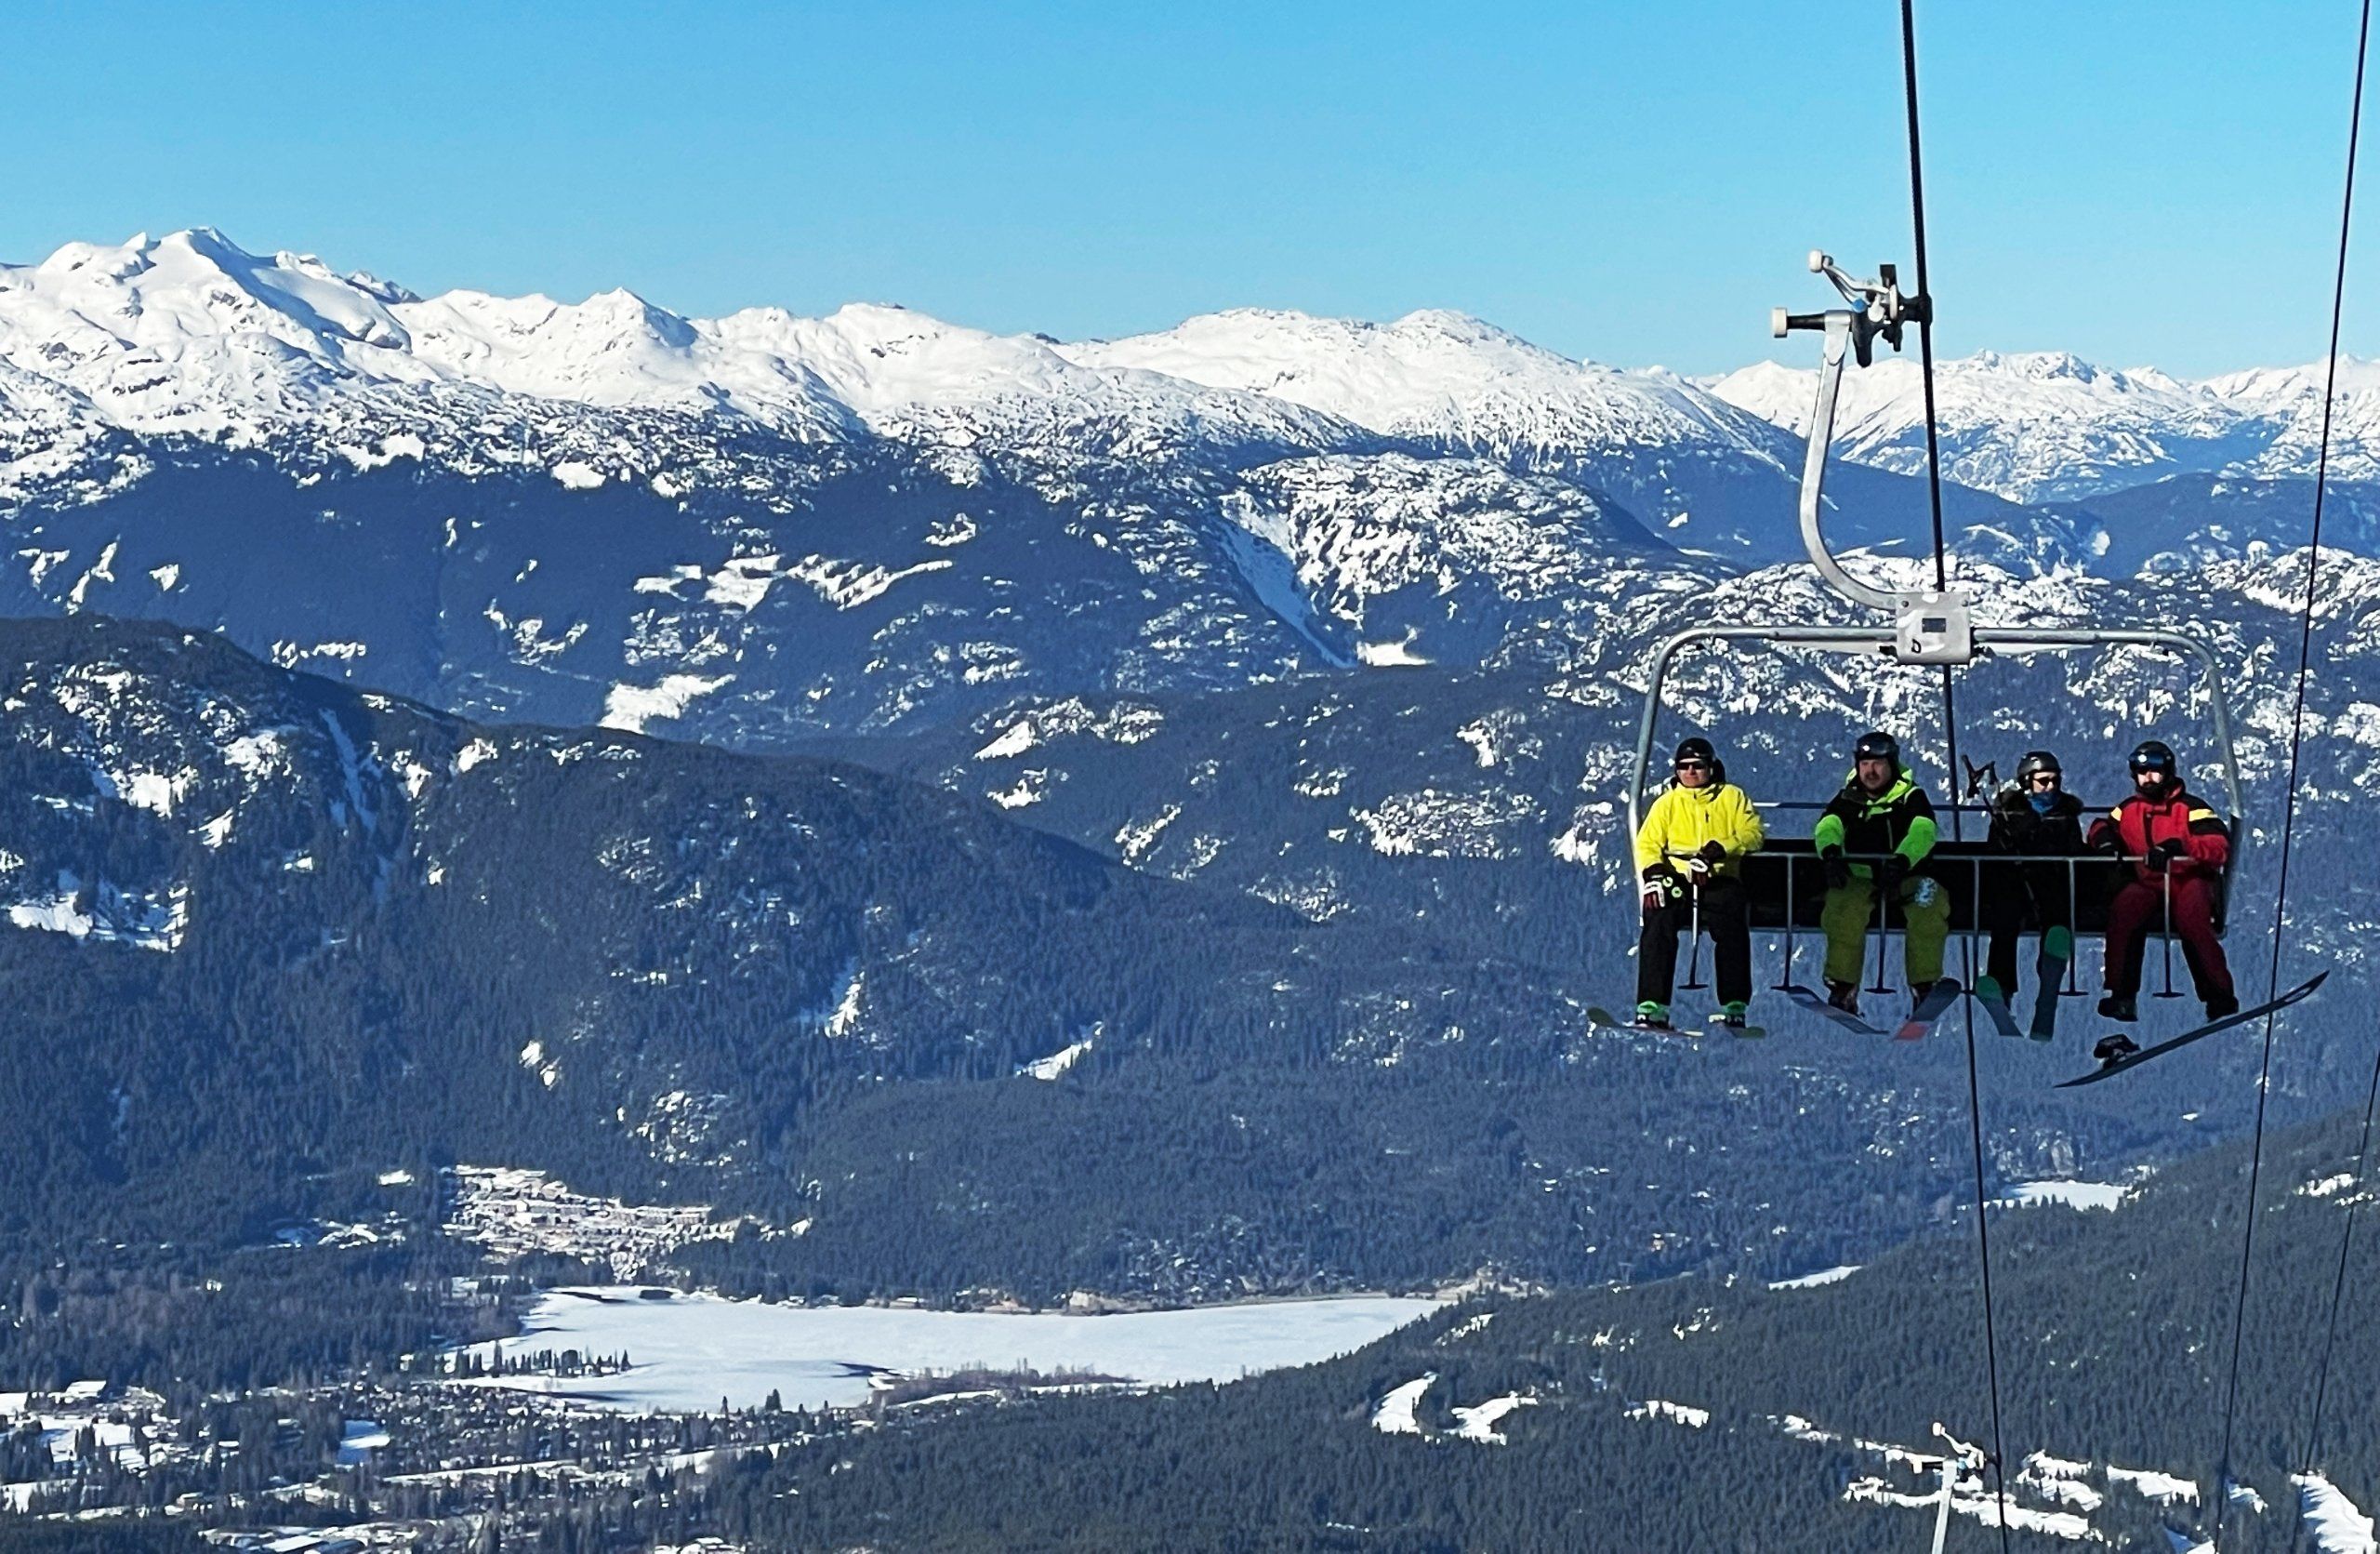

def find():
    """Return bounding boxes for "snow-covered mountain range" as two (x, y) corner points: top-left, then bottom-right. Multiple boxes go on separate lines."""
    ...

(1708, 348), (2380, 503)
(5, 230), (2373, 512)
(6, 228), (2372, 750)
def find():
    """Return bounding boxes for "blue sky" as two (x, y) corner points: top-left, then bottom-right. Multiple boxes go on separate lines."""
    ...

(0, 2), (2370, 375)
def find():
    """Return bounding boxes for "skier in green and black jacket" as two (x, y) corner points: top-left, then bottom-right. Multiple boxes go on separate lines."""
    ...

(1813, 730), (1950, 1016)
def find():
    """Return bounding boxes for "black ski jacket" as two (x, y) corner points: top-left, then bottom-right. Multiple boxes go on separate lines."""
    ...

(1987, 786), (2086, 856)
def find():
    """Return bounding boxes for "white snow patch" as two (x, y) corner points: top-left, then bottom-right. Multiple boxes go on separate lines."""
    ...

(1769, 1265), (1860, 1290)
(455, 737), (497, 774)
(1627, 1399), (1710, 1428)
(1998, 1179), (2130, 1212)
(222, 728), (291, 777)
(2026, 1452), (2093, 1481)
(987, 772), (1044, 809)
(803, 964), (865, 1039)
(1450, 1393), (1537, 1444)
(602, 673), (734, 734)
(550, 459), (606, 489)
(150, 562), (180, 591)
(1844, 1477), (2102, 1542)
(703, 553), (781, 612)
(975, 719), (1040, 760)
(7, 870), (187, 951)
(2297, 1474), (2377, 1553)
(783, 553), (952, 609)
(1371, 1374), (1435, 1436)
(2305, 1172), (2360, 1199)
(2107, 1465), (2200, 1504)
(1356, 631), (1431, 667)
(1116, 804), (1183, 865)
(1020, 1034), (1095, 1081)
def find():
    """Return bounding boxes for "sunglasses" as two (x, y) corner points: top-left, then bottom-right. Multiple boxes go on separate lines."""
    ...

(1674, 760), (1711, 772)
(2029, 774), (2060, 788)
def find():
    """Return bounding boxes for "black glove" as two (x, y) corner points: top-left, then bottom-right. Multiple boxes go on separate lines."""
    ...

(1821, 846), (1850, 892)
(1878, 853), (1911, 891)
(1641, 868), (1682, 910)
(1697, 840), (1727, 867)
(2145, 838), (2187, 872)
(2091, 830), (2123, 857)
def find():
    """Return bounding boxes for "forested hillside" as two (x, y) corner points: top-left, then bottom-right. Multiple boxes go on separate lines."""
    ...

(693, 1112), (2380, 1553)
(0, 614), (2305, 1368)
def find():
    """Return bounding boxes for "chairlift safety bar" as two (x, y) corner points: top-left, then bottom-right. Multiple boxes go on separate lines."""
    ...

(1625, 624), (2250, 877)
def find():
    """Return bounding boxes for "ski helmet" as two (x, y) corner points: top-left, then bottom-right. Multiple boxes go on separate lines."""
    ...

(1853, 730), (1900, 766)
(2128, 739), (2177, 777)
(1673, 737), (1716, 767)
(2016, 750), (2062, 783)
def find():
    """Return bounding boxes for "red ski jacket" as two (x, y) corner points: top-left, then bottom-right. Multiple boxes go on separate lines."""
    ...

(2087, 787), (2230, 882)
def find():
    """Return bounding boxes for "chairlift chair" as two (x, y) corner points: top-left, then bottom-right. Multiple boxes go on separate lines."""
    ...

(1623, 253), (2247, 976)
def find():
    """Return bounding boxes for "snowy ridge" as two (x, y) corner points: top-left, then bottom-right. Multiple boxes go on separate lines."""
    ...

(13, 228), (2380, 528)
(0, 230), (1359, 485)
(1064, 307), (1793, 470)
(1711, 348), (2380, 501)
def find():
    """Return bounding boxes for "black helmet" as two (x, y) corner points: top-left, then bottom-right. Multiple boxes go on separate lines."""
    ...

(1853, 730), (1900, 765)
(2016, 750), (2062, 782)
(2129, 739), (2178, 777)
(1673, 737), (1716, 766)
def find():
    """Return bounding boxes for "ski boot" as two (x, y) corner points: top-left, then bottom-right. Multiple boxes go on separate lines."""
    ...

(2096, 994), (2137, 1022)
(1909, 980), (1937, 1015)
(2092, 1032), (2141, 1066)
(2206, 993), (2241, 1021)
(1715, 1001), (1750, 1030)
(1634, 1001), (1672, 1031)
(1826, 980), (1860, 1016)
(1974, 974), (2004, 1004)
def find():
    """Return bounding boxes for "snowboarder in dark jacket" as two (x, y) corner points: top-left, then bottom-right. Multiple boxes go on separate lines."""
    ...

(1981, 750), (2087, 1010)
(2087, 739), (2237, 1022)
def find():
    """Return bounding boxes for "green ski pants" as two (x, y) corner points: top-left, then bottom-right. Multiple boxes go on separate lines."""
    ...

(1820, 872), (1950, 990)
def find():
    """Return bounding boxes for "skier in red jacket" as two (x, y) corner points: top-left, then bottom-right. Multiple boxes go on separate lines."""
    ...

(2087, 739), (2237, 1023)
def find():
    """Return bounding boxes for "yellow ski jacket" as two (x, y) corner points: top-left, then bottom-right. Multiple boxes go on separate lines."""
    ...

(1634, 780), (1766, 877)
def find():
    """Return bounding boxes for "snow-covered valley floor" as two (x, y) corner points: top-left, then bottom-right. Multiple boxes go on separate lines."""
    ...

(462, 1288), (1444, 1412)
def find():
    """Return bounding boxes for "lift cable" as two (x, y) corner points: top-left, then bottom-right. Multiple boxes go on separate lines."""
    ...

(1898, 6), (2014, 1548)
(2281, 0), (2376, 1497)
(2212, 0), (2370, 1541)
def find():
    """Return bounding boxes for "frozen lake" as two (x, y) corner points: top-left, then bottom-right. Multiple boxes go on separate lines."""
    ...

(463, 1287), (1445, 1413)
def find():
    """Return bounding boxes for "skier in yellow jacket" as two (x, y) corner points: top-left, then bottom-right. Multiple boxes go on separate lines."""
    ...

(1634, 737), (1766, 1029)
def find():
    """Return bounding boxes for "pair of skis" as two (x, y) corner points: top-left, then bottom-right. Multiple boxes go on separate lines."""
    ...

(1976, 936), (2070, 1043)
(1585, 1006), (1765, 1041)
(1602, 970), (2330, 1087)
(1782, 976), (1962, 1042)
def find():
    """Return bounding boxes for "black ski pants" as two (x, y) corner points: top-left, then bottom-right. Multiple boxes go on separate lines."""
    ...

(1637, 875), (1752, 1007)
(1984, 858), (2074, 991)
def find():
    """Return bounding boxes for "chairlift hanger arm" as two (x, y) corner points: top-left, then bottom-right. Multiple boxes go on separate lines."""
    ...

(1773, 251), (1970, 659)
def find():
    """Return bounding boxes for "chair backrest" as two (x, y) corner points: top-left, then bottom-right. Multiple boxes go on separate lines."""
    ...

(1737, 839), (2231, 936)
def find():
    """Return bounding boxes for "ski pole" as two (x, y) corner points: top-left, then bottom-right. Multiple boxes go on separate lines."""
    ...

(1683, 872), (1708, 991)
(2156, 863), (2182, 1000)
(1867, 863), (1893, 996)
